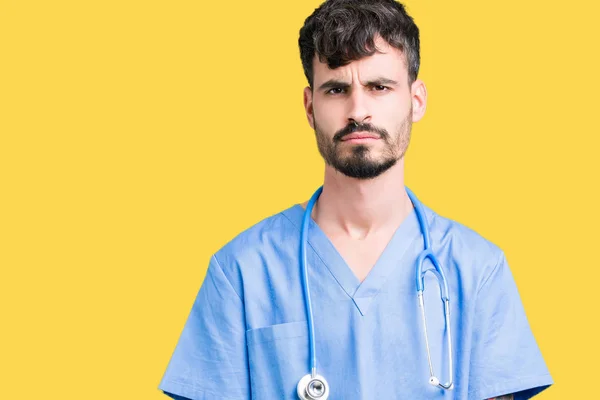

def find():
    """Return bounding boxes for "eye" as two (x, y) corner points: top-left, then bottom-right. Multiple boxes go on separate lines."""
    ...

(326, 87), (346, 95)
(372, 85), (389, 91)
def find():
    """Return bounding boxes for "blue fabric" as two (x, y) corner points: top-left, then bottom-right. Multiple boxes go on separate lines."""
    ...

(158, 201), (552, 399)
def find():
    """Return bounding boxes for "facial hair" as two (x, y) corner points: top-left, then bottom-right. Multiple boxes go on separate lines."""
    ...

(314, 110), (413, 180)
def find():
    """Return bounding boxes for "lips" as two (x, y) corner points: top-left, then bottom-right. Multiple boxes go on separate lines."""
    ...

(341, 132), (380, 141)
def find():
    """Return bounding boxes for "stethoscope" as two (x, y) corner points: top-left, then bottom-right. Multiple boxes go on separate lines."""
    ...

(296, 186), (454, 400)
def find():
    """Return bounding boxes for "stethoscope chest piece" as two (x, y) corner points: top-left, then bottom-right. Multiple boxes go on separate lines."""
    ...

(297, 373), (330, 400)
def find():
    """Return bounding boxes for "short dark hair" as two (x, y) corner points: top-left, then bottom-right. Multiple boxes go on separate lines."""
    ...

(298, 0), (420, 89)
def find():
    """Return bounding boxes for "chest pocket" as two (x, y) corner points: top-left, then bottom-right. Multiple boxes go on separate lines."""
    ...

(246, 321), (309, 399)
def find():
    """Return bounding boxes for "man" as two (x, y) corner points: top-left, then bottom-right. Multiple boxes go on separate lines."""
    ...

(158, 0), (553, 398)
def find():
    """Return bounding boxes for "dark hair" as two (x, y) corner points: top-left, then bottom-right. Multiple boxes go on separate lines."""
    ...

(298, 0), (420, 89)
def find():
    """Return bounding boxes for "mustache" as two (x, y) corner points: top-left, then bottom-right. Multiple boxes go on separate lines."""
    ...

(333, 122), (389, 142)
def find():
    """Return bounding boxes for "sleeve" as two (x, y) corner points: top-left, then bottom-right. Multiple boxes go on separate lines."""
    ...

(468, 252), (553, 400)
(158, 255), (250, 400)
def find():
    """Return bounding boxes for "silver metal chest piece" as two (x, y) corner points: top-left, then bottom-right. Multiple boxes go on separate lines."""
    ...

(297, 373), (330, 400)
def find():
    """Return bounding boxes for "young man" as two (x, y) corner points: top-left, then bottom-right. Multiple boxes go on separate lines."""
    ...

(158, 1), (553, 398)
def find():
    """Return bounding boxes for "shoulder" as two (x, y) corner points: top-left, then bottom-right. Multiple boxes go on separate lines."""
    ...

(210, 204), (301, 279)
(426, 205), (502, 256)
(423, 204), (506, 290)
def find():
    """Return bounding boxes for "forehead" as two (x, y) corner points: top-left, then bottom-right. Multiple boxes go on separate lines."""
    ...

(312, 38), (408, 85)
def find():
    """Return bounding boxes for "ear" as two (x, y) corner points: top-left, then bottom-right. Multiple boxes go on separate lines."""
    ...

(410, 79), (427, 122)
(303, 86), (315, 129)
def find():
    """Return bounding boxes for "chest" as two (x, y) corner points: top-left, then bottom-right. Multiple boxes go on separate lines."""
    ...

(328, 233), (394, 282)
(244, 280), (463, 400)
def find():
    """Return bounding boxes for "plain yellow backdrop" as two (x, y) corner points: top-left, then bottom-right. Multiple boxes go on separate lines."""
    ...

(1, 0), (599, 398)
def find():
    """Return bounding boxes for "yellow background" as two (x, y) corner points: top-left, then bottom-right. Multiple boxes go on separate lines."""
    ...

(1, 0), (598, 398)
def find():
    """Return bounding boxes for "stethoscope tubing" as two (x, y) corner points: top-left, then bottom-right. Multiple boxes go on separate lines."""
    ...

(300, 186), (323, 376)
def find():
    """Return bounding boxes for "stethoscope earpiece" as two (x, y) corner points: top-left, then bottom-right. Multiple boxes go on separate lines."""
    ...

(429, 376), (440, 386)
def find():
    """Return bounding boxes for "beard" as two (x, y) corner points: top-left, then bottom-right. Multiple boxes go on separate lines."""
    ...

(314, 110), (413, 180)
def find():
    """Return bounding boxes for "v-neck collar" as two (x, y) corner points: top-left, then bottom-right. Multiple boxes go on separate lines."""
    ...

(282, 203), (421, 316)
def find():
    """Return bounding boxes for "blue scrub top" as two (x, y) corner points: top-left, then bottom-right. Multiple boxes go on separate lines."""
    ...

(158, 200), (553, 399)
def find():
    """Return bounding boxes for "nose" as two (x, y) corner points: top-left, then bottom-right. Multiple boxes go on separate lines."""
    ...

(347, 88), (372, 126)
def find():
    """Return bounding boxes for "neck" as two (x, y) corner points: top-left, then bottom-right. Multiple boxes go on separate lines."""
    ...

(311, 159), (413, 240)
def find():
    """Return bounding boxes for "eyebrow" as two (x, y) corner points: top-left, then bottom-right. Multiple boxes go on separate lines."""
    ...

(317, 77), (399, 91)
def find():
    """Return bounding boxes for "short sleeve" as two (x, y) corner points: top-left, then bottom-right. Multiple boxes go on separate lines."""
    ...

(158, 255), (250, 400)
(468, 252), (553, 399)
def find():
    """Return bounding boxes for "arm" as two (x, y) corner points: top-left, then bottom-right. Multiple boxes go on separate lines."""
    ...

(488, 395), (514, 400)
(158, 255), (250, 399)
(468, 252), (552, 399)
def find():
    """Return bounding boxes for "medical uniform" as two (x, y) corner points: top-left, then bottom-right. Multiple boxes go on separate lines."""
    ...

(158, 200), (553, 399)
